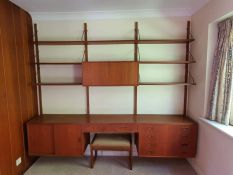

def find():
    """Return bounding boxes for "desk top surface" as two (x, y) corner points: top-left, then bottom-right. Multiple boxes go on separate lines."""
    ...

(28, 114), (196, 125)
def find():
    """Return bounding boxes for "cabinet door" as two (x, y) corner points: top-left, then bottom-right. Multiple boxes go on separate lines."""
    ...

(54, 124), (82, 156)
(27, 124), (54, 155)
(82, 61), (139, 86)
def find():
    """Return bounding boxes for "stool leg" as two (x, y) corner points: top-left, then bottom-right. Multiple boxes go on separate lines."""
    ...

(94, 150), (98, 161)
(129, 148), (132, 170)
(90, 147), (94, 168)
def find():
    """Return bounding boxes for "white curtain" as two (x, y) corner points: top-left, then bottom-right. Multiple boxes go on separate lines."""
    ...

(208, 17), (233, 125)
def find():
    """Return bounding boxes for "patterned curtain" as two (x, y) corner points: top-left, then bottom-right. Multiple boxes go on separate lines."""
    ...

(208, 17), (233, 125)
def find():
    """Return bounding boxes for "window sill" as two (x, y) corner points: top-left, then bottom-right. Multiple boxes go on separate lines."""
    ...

(200, 118), (233, 139)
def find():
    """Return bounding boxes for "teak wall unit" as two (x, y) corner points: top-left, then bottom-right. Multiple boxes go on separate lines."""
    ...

(27, 21), (198, 159)
(34, 21), (196, 115)
(0, 1), (38, 175)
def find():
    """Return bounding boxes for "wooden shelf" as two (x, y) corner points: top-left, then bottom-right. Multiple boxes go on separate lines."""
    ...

(139, 82), (196, 86)
(138, 39), (195, 44)
(37, 82), (82, 86)
(37, 41), (84, 45)
(36, 40), (134, 45)
(35, 62), (82, 65)
(35, 61), (195, 65)
(36, 39), (194, 46)
(88, 40), (134, 45)
(139, 60), (196, 64)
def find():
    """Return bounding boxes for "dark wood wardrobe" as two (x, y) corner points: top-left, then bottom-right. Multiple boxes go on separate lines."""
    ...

(0, 1), (38, 175)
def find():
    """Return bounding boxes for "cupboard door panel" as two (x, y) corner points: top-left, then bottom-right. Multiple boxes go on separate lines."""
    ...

(27, 124), (54, 155)
(54, 124), (82, 156)
(82, 61), (139, 86)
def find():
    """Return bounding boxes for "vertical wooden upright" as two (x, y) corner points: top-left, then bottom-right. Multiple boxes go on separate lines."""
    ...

(134, 22), (138, 115)
(183, 21), (191, 117)
(34, 24), (43, 115)
(84, 23), (90, 114)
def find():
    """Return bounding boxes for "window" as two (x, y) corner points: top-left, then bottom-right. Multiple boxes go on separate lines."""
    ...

(230, 115), (233, 126)
(208, 17), (233, 126)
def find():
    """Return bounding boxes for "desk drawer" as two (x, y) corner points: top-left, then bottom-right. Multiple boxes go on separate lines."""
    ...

(83, 124), (137, 133)
(138, 124), (197, 157)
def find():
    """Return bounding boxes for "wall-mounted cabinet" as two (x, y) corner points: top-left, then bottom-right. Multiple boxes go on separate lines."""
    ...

(82, 61), (139, 86)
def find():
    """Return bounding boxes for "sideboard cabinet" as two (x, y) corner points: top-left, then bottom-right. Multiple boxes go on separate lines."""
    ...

(27, 115), (197, 158)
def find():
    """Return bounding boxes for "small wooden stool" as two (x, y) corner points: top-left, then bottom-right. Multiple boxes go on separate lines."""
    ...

(90, 133), (132, 170)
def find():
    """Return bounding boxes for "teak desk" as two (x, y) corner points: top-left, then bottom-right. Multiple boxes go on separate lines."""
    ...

(27, 115), (197, 158)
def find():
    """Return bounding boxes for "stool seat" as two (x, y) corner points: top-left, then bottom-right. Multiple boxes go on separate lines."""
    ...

(90, 133), (133, 170)
(92, 134), (130, 147)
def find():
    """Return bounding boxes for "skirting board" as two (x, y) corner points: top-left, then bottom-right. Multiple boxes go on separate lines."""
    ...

(187, 158), (205, 175)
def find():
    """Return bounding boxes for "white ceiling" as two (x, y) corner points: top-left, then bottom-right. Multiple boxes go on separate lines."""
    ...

(10, 0), (211, 19)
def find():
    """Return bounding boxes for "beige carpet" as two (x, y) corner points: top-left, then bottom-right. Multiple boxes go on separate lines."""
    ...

(24, 157), (197, 175)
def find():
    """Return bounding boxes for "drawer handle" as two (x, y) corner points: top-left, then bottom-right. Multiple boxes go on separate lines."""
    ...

(181, 143), (189, 146)
(181, 133), (189, 137)
(150, 143), (156, 147)
(182, 128), (190, 132)
(182, 127), (189, 129)
(148, 150), (154, 154)
(147, 127), (154, 130)
(119, 126), (129, 129)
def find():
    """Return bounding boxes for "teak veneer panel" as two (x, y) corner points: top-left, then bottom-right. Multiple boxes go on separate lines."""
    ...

(27, 124), (54, 155)
(28, 115), (88, 124)
(54, 124), (82, 156)
(0, 1), (38, 174)
(82, 61), (139, 86)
